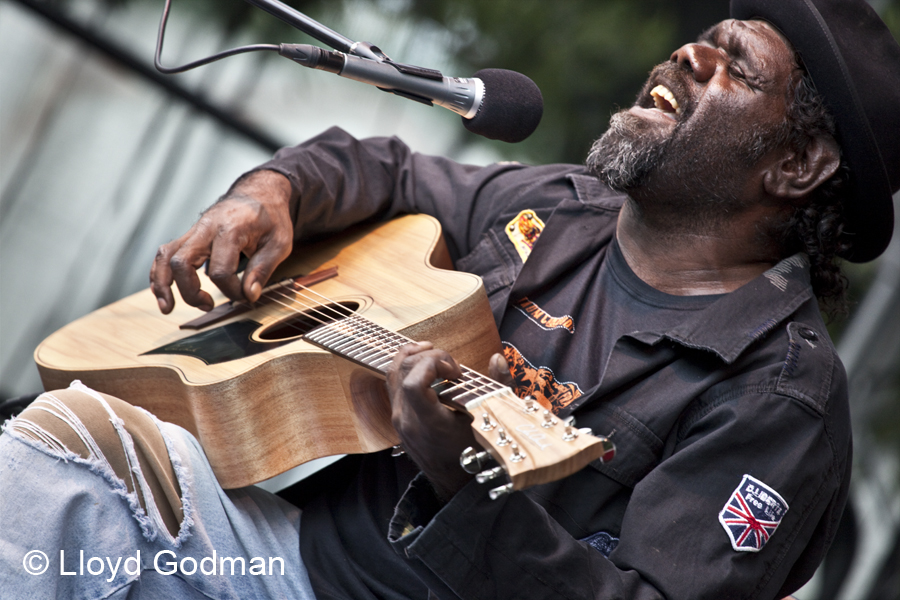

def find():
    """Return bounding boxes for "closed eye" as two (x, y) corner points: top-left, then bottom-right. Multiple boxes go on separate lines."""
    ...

(727, 62), (761, 90)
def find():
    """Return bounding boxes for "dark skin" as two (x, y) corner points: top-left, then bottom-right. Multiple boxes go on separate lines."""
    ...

(149, 19), (839, 499)
(619, 20), (839, 295)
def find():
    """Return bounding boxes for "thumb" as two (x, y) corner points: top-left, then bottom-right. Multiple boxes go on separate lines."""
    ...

(241, 242), (291, 303)
(488, 353), (514, 387)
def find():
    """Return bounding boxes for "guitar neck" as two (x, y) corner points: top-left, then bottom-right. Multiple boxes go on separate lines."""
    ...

(303, 306), (616, 496)
(303, 314), (507, 410)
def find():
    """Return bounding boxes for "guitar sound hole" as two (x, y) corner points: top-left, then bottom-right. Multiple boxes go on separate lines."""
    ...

(257, 301), (360, 342)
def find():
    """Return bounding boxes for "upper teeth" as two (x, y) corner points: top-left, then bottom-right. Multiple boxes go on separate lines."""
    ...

(651, 85), (681, 115)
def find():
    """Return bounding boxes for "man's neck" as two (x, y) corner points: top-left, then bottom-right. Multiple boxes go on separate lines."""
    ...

(615, 199), (779, 296)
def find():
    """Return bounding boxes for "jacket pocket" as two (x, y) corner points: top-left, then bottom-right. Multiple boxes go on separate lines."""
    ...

(581, 405), (664, 489)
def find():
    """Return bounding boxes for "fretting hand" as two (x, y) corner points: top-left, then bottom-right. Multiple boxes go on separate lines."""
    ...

(387, 342), (514, 502)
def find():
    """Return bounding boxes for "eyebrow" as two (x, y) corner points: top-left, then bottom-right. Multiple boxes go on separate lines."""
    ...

(696, 23), (765, 84)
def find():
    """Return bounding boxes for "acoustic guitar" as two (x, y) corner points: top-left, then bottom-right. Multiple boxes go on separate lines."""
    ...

(35, 214), (613, 492)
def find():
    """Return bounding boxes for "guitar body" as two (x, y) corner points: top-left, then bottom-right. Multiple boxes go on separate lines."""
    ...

(35, 214), (502, 488)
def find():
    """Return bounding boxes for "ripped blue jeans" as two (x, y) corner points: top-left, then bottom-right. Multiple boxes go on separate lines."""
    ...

(0, 381), (316, 599)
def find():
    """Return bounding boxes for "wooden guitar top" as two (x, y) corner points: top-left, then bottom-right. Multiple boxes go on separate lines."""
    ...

(36, 214), (501, 488)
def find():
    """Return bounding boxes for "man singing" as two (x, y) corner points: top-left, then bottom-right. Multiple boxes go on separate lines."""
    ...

(2, 0), (898, 598)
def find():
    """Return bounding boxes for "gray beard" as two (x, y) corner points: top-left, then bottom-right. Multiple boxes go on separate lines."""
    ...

(586, 110), (671, 192)
(585, 108), (776, 234)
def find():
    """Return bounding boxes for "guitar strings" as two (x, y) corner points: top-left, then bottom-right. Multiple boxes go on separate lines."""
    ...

(229, 279), (556, 444)
(251, 282), (509, 402)
(267, 285), (502, 400)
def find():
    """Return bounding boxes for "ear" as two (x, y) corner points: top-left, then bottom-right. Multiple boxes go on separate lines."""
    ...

(762, 134), (841, 200)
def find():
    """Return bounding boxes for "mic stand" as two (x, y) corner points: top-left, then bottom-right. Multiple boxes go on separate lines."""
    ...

(241, 0), (384, 62)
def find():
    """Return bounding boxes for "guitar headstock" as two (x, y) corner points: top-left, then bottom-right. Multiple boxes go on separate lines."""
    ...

(459, 388), (615, 499)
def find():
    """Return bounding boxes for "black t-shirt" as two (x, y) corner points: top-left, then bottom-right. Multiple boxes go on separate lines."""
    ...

(499, 238), (720, 414)
(283, 238), (721, 600)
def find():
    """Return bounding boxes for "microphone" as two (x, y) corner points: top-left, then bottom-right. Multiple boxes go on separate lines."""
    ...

(278, 44), (543, 143)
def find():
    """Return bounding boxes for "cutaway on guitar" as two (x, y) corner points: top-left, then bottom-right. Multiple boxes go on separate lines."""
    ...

(35, 214), (612, 492)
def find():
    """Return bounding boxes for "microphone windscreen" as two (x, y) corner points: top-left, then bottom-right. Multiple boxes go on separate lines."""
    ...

(463, 69), (543, 143)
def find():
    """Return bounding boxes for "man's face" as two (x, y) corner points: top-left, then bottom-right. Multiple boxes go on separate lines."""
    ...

(588, 19), (799, 231)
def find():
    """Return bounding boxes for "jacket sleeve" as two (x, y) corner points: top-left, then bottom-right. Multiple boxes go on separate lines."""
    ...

(250, 126), (532, 262)
(386, 372), (851, 600)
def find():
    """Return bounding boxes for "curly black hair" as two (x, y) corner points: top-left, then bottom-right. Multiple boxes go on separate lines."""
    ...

(773, 65), (851, 318)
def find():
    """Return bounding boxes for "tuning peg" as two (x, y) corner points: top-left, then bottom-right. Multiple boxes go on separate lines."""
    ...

(489, 483), (514, 500)
(541, 410), (558, 428)
(460, 446), (492, 474)
(522, 395), (539, 413)
(509, 443), (526, 463)
(391, 445), (405, 457)
(476, 466), (507, 483)
(497, 428), (511, 446)
(578, 427), (593, 436)
(480, 412), (497, 431)
(562, 424), (578, 441)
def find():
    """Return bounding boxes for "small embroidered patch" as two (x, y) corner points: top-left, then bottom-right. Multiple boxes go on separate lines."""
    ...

(719, 474), (788, 552)
(505, 209), (546, 263)
(763, 255), (807, 292)
(515, 297), (575, 333)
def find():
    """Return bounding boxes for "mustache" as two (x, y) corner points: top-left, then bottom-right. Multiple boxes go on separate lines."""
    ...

(634, 61), (695, 120)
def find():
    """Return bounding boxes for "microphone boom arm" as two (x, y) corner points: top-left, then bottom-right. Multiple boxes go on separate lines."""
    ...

(242, 0), (382, 61)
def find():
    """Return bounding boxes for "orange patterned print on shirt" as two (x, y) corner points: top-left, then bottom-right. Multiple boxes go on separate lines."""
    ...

(515, 297), (575, 333)
(505, 210), (546, 262)
(503, 343), (583, 413)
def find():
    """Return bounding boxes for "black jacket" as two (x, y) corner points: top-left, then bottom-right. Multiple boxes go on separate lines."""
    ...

(261, 127), (851, 600)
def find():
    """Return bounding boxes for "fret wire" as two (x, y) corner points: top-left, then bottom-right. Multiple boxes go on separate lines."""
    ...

(347, 345), (389, 363)
(312, 317), (402, 367)
(352, 344), (390, 362)
(309, 326), (349, 346)
(342, 318), (395, 356)
(349, 327), (411, 363)
(348, 317), (393, 340)
(331, 335), (369, 353)
(369, 356), (395, 370)
(465, 376), (499, 395)
(264, 282), (515, 403)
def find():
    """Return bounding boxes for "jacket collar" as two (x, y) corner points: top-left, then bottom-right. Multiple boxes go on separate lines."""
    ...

(626, 255), (815, 364)
(515, 174), (817, 365)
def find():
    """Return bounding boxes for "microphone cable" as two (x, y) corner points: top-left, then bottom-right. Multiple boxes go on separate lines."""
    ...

(154, 0), (280, 74)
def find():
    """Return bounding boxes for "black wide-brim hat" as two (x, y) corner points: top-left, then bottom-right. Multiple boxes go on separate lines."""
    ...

(731, 0), (900, 262)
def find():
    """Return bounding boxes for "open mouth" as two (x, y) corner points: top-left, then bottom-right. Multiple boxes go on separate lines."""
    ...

(650, 84), (682, 116)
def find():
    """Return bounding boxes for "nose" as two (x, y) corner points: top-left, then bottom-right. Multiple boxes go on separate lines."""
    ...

(669, 44), (719, 83)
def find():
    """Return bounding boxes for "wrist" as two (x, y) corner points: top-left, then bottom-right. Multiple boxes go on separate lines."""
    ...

(228, 169), (292, 207)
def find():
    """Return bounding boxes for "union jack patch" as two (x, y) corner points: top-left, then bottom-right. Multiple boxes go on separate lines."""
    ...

(718, 475), (788, 552)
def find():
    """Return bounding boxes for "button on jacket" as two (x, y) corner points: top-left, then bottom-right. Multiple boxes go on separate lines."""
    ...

(260, 127), (851, 600)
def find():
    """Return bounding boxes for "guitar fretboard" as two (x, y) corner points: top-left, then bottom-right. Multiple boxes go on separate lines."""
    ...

(304, 315), (509, 410)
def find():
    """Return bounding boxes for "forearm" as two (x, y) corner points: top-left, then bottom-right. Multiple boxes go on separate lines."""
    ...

(248, 126), (424, 242)
(250, 125), (541, 261)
